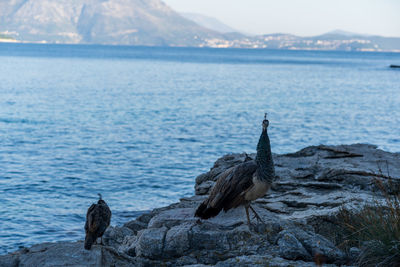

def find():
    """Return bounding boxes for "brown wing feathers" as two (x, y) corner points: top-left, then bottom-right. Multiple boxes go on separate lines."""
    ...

(84, 198), (111, 250)
(194, 167), (235, 219)
(195, 160), (257, 219)
(221, 161), (257, 210)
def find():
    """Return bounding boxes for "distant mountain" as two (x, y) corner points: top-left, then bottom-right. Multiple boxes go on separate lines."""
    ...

(324, 30), (368, 37)
(0, 0), (399, 52)
(180, 12), (238, 34)
(0, 0), (224, 46)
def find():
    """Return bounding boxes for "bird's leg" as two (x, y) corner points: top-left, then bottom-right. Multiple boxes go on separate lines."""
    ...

(101, 237), (104, 246)
(249, 204), (264, 224)
(245, 204), (251, 226)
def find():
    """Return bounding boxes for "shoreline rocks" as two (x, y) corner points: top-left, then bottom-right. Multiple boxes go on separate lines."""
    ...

(1, 144), (399, 266)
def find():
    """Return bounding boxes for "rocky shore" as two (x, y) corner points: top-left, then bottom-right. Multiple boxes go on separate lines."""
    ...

(1, 144), (399, 267)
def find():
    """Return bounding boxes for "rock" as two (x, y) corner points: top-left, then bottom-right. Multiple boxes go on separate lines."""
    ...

(175, 256), (200, 266)
(123, 220), (147, 234)
(293, 229), (346, 264)
(2, 144), (399, 267)
(19, 242), (103, 267)
(0, 254), (18, 267)
(135, 226), (168, 259)
(276, 230), (311, 261)
(148, 208), (197, 228)
(0, 242), (135, 267)
(164, 223), (193, 256)
(119, 235), (138, 257)
(214, 254), (340, 267)
(183, 264), (210, 267)
(103, 226), (134, 249)
(196, 144), (400, 224)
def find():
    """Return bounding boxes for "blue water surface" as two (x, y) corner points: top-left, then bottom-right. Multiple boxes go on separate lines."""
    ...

(0, 43), (399, 254)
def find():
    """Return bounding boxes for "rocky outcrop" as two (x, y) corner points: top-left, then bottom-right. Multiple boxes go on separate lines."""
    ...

(0, 241), (135, 267)
(197, 144), (400, 220)
(1, 144), (399, 267)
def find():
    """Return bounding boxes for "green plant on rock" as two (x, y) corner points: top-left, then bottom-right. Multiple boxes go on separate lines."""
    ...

(337, 177), (400, 267)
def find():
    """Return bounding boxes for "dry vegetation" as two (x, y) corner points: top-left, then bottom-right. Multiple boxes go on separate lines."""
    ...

(337, 175), (400, 266)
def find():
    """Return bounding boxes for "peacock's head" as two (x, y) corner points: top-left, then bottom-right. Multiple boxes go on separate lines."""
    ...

(262, 113), (269, 131)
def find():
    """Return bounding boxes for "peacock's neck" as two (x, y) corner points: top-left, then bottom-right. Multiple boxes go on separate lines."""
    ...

(255, 129), (275, 183)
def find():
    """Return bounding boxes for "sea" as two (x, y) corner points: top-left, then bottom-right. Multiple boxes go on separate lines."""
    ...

(0, 43), (399, 254)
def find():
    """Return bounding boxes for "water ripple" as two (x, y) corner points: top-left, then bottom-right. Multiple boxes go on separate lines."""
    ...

(0, 45), (399, 254)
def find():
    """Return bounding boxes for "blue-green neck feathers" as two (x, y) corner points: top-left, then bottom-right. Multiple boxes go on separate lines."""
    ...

(255, 128), (275, 183)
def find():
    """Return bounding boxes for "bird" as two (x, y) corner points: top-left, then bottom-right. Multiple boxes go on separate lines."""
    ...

(84, 193), (112, 250)
(195, 114), (275, 226)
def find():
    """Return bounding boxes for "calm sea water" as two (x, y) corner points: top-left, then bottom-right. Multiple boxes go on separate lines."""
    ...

(0, 43), (399, 254)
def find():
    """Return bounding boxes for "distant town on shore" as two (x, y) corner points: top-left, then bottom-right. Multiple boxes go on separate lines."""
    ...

(1, 0), (399, 52)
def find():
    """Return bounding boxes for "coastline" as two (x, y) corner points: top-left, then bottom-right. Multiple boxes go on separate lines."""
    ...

(1, 143), (399, 266)
(0, 38), (18, 43)
(0, 40), (399, 53)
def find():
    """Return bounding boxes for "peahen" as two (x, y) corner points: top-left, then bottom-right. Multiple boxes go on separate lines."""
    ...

(84, 193), (111, 250)
(195, 114), (275, 225)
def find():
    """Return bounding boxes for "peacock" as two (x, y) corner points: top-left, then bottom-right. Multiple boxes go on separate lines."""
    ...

(195, 114), (275, 225)
(84, 193), (112, 250)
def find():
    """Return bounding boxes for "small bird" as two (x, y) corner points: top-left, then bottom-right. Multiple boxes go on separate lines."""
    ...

(195, 114), (275, 226)
(84, 193), (112, 250)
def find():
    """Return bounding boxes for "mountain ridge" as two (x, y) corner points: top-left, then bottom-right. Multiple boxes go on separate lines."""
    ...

(0, 0), (225, 46)
(0, 0), (399, 52)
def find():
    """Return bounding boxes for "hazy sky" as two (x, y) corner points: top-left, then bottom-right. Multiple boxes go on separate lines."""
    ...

(163, 0), (400, 37)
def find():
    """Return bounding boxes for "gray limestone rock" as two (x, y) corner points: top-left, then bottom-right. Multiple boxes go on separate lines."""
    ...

(123, 220), (147, 234)
(103, 226), (134, 249)
(293, 228), (346, 264)
(0, 254), (18, 267)
(135, 226), (168, 259)
(0, 242), (135, 267)
(276, 230), (311, 261)
(196, 144), (400, 224)
(2, 144), (399, 267)
(164, 223), (193, 256)
(214, 254), (341, 267)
